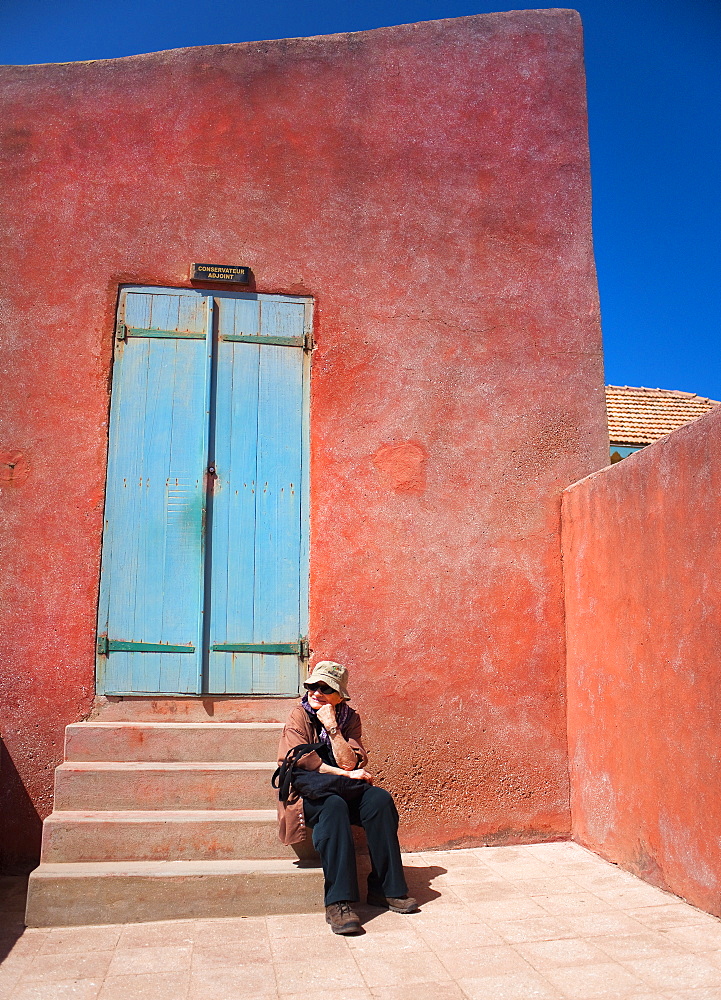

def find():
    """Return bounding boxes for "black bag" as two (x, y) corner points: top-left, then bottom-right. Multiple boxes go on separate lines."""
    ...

(272, 742), (367, 803)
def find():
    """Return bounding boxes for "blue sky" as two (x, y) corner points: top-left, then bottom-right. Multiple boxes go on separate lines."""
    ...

(2, 0), (719, 399)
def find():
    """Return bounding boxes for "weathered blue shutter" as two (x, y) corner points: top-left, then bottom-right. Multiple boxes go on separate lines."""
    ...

(97, 289), (211, 695)
(208, 294), (309, 694)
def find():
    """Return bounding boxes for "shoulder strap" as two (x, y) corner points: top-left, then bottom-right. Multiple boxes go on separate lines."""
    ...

(272, 743), (324, 802)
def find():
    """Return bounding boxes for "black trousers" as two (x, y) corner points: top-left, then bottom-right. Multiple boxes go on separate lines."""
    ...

(303, 785), (408, 906)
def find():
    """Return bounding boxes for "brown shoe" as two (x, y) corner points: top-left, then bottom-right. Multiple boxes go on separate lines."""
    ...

(367, 891), (418, 913)
(325, 901), (362, 934)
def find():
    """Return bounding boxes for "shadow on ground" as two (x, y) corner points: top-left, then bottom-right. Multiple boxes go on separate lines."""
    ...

(356, 864), (447, 927)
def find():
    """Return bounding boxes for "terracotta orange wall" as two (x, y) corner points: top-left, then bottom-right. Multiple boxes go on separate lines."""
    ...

(563, 407), (721, 916)
(0, 11), (606, 868)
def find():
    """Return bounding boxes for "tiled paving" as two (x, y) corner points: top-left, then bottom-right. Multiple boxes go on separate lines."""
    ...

(2, 842), (721, 999)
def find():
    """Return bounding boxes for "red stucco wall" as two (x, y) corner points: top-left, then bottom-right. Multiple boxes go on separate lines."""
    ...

(0, 11), (606, 868)
(563, 407), (721, 916)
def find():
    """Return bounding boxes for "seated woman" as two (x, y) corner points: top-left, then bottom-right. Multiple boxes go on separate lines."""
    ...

(277, 660), (417, 934)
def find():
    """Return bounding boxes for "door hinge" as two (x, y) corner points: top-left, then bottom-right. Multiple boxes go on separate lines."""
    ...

(221, 332), (310, 349)
(97, 637), (195, 654)
(115, 321), (127, 341)
(210, 638), (310, 657)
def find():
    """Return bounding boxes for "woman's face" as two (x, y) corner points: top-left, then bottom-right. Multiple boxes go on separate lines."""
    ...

(306, 683), (343, 711)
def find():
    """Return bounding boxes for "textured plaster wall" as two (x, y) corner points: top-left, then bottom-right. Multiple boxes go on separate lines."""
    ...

(563, 407), (721, 916)
(0, 10), (606, 867)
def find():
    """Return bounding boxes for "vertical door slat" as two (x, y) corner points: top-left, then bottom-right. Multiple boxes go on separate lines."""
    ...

(97, 289), (209, 695)
(252, 339), (304, 693)
(208, 297), (261, 692)
(208, 294), (307, 694)
(254, 298), (306, 694)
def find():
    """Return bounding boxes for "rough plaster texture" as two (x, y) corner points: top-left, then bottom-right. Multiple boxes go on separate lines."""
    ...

(563, 407), (721, 917)
(0, 10), (606, 868)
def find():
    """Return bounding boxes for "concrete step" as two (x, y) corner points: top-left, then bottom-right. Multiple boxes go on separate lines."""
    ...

(65, 722), (282, 763)
(40, 809), (293, 863)
(54, 761), (278, 811)
(25, 858), (340, 926)
(93, 697), (298, 723)
(35, 713), (372, 926)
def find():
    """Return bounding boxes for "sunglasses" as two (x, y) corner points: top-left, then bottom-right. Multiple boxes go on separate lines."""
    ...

(305, 683), (337, 695)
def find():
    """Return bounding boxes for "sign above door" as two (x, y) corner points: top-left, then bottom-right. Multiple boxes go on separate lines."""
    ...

(190, 263), (251, 284)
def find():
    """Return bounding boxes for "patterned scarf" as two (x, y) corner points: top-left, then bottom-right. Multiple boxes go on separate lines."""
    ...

(301, 693), (352, 746)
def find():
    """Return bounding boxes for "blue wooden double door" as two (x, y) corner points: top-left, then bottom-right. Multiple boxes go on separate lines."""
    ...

(97, 287), (311, 695)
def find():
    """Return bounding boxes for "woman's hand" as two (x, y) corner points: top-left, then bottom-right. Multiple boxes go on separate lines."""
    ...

(318, 763), (373, 782)
(347, 768), (374, 783)
(316, 703), (337, 730)
(314, 701), (359, 771)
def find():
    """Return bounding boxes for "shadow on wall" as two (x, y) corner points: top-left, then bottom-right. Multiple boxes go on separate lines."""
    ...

(0, 876), (28, 960)
(0, 738), (43, 874)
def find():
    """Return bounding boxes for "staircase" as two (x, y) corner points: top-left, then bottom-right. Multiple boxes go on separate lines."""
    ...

(25, 705), (327, 926)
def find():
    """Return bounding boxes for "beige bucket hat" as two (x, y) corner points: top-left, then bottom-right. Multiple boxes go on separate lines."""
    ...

(304, 660), (351, 701)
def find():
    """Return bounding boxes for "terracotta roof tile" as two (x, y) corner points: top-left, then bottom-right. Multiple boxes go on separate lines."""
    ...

(606, 385), (720, 446)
